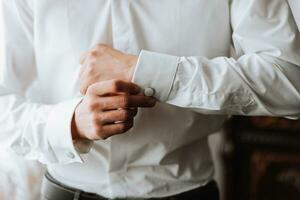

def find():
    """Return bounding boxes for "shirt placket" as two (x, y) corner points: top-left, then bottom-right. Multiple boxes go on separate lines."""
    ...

(108, 0), (132, 197)
(111, 0), (138, 54)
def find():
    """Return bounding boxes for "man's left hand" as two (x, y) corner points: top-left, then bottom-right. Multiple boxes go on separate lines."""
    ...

(79, 44), (138, 94)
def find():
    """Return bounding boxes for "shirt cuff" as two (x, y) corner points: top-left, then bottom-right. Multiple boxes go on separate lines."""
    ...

(73, 139), (94, 154)
(45, 98), (83, 164)
(132, 50), (179, 102)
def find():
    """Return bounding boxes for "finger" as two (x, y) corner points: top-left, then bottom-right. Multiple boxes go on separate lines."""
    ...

(84, 44), (126, 65)
(128, 108), (138, 116)
(97, 95), (156, 110)
(101, 121), (134, 139)
(101, 109), (138, 124)
(87, 80), (141, 96)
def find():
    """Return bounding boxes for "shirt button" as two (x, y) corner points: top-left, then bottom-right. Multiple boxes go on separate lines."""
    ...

(66, 151), (75, 159)
(144, 88), (155, 97)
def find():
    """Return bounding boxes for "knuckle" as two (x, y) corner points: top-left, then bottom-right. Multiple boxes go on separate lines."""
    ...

(121, 110), (130, 120)
(88, 100), (98, 111)
(91, 113), (99, 124)
(97, 113), (104, 122)
(86, 65), (96, 75)
(96, 44), (109, 53)
(119, 96), (130, 108)
(86, 84), (99, 96)
(88, 51), (98, 58)
(86, 84), (95, 95)
(86, 53), (98, 63)
(111, 79), (123, 92)
(97, 99), (106, 109)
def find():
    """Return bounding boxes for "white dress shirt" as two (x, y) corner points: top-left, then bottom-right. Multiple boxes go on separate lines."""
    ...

(289, 0), (300, 30)
(1, 0), (300, 198)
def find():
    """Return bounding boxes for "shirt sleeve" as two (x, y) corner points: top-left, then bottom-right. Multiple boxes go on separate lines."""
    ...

(133, 0), (300, 117)
(288, 0), (300, 31)
(0, 0), (83, 164)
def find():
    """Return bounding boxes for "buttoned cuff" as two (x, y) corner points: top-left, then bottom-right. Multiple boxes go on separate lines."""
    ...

(133, 50), (179, 102)
(45, 98), (83, 164)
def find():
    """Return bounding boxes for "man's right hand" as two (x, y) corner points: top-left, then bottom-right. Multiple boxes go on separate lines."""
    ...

(72, 80), (156, 140)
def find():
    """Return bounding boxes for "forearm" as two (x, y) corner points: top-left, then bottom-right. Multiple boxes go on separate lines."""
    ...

(133, 0), (300, 117)
(133, 50), (300, 117)
(0, 91), (83, 164)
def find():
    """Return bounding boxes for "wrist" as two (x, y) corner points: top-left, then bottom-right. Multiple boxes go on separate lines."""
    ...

(72, 113), (94, 153)
(71, 105), (86, 141)
(71, 114), (82, 140)
(126, 55), (138, 82)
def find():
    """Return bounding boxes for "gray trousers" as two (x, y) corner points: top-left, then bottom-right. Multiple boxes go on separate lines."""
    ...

(41, 174), (102, 200)
(41, 173), (219, 200)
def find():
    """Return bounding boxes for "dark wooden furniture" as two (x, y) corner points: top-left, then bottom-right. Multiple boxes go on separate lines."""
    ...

(224, 117), (300, 200)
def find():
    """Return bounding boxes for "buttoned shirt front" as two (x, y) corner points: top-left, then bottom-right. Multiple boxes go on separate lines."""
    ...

(1, 0), (300, 198)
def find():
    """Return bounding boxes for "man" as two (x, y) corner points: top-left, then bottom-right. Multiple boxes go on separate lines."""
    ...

(1, 0), (300, 200)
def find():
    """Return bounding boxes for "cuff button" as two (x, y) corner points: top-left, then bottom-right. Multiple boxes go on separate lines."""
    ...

(144, 88), (155, 97)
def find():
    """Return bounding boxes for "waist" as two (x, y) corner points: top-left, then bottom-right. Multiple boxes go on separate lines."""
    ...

(47, 159), (215, 198)
(47, 110), (224, 197)
(42, 172), (219, 200)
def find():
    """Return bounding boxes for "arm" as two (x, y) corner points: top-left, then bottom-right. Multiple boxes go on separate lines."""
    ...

(133, 0), (300, 117)
(0, 0), (156, 164)
(0, 0), (83, 164)
(78, 0), (300, 117)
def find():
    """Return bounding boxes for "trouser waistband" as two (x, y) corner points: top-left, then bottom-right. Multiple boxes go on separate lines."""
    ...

(41, 172), (219, 200)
